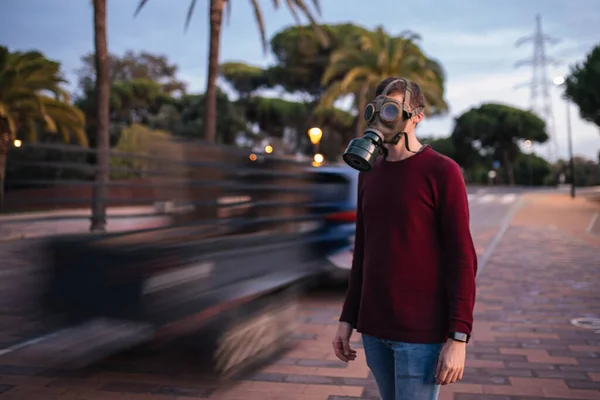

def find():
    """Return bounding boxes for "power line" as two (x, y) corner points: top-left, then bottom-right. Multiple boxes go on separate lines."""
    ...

(514, 14), (561, 161)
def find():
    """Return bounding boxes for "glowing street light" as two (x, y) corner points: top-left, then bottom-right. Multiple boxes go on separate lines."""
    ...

(307, 127), (322, 145)
(13, 139), (22, 148)
(313, 153), (324, 164)
(264, 145), (273, 154)
(308, 127), (323, 164)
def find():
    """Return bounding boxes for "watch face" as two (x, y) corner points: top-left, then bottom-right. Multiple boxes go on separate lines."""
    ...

(450, 332), (468, 342)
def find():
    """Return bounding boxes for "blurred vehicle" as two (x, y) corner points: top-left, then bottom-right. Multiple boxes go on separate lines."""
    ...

(307, 165), (359, 282)
(2, 139), (328, 377)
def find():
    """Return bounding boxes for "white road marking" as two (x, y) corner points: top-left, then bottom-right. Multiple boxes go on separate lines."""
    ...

(501, 194), (517, 204)
(467, 193), (519, 205)
(477, 194), (495, 204)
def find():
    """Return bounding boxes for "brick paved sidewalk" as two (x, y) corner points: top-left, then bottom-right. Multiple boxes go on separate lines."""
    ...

(0, 193), (599, 399)
(439, 193), (600, 399)
(443, 225), (600, 399)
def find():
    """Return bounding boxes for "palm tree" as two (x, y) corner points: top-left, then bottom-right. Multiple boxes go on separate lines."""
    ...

(0, 46), (87, 210)
(134, 0), (325, 143)
(318, 27), (448, 137)
(91, 0), (110, 232)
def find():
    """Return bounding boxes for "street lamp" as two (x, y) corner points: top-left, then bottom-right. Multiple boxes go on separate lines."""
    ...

(308, 127), (322, 156)
(553, 76), (575, 198)
(308, 127), (322, 145)
(523, 140), (533, 186)
(264, 145), (273, 154)
(13, 139), (22, 148)
(312, 153), (324, 167)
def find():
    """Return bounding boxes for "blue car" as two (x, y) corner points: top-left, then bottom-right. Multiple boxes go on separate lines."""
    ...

(307, 165), (359, 281)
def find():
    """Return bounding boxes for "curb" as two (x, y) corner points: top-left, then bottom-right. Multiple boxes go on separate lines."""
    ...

(476, 196), (525, 279)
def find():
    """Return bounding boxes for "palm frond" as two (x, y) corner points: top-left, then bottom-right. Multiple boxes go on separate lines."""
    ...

(133, 0), (150, 17)
(249, 0), (268, 52)
(184, 0), (198, 31)
(0, 46), (87, 146)
(320, 27), (448, 117)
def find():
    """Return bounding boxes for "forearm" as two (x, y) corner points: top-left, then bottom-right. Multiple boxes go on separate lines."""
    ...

(340, 213), (364, 327)
(339, 263), (363, 327)
(446, 246), (477, 335)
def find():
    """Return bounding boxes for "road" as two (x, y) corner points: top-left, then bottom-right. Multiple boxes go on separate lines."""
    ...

(3, 189), (599, 399)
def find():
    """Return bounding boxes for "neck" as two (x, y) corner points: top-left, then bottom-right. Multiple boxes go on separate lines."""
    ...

(385, 132), (422, 162)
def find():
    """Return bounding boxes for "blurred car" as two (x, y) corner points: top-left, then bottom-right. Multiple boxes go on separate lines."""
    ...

(5, 150), (326, 376)
(307, 165), (359, 282)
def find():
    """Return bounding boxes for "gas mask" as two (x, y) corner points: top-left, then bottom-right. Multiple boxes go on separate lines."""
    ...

(343, 78), (421, 172)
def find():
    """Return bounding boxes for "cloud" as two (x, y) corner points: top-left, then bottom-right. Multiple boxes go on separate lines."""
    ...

(419, 68), (599, 160)
(420, 27), (529, 49)
(408, 25), (599, 160)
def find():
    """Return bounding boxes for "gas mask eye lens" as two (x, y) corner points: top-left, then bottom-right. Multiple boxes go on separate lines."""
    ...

(380, 104), (400, 122)
(364, 104), (375, 122)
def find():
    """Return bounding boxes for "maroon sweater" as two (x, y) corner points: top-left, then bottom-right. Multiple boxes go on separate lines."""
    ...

(339, 146), (477, 343)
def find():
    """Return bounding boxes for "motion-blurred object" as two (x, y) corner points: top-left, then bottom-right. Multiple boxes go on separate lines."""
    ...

(0, 137), (343, 377)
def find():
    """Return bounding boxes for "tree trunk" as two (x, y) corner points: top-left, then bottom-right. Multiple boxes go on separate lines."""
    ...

(90, 0), (110, 232)
(0, 121), (9, 212)
(204, 0), (226, 143)
(0, 145), (7, 212)
(355, 85), (369, 138)
(502, 150), (516, 186)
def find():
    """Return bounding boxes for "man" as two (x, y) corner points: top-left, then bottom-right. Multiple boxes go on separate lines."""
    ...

(332, 77), (477, 400)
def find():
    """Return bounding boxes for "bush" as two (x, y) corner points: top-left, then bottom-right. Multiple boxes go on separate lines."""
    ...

(109, 123), (171, 180)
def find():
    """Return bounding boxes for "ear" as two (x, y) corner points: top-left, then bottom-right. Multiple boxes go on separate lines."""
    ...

(412, 112), (425, 124)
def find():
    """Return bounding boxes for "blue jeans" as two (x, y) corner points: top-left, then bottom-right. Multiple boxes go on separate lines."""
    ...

(362, 334), (443, 400)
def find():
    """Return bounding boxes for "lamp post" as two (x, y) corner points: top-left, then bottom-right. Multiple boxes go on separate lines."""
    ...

(553, 76), (575, 198)
(0, 117), (12, 212)
(524, 139), (533, 186)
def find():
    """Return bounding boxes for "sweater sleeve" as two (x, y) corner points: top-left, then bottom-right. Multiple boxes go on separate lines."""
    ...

(438, 162), (478, 336)
(339, 174), (364, 328)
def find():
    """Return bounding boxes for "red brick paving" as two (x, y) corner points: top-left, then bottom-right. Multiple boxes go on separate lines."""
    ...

(1, 193), (599, 399)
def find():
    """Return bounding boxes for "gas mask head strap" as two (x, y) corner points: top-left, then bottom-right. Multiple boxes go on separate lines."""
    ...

(375, 78), (413, 116)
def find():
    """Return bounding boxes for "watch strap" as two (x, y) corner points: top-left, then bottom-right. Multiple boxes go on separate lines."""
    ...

(448, 332), (469, 343)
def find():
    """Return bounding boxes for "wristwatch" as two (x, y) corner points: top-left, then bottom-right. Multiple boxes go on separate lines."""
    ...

(448, 332), (470, 343)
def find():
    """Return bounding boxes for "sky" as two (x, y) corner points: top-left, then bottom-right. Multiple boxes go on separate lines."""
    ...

(1, 0), (599, 160)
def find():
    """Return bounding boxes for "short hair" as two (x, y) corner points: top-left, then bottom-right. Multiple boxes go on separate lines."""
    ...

(375, 77), (426, 115)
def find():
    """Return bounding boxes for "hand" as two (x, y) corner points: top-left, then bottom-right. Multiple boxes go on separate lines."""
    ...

(435, 340), (466, 385)
(332, 322), (357, 362)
